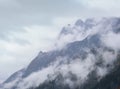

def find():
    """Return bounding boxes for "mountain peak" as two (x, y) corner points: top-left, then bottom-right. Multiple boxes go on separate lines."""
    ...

(75, 19), (84, 26)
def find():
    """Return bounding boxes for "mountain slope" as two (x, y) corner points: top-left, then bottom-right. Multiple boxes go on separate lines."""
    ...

(3, 69), (25, 84)
(34, 54), (120, 89)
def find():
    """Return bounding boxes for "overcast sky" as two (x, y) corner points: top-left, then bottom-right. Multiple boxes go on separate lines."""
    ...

(0, 0), (120, 83)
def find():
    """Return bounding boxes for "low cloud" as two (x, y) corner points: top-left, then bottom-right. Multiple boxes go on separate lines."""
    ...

(102, 31), (120, 50)
(2, 49), (117, 89)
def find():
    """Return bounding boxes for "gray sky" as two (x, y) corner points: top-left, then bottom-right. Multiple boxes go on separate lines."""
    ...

(0, 0), (120, 83)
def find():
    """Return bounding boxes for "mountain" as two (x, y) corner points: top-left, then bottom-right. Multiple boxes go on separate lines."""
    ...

(29, 54), (120, 89)
(4, 69), (25, 84)
(1, 17), (120, 89)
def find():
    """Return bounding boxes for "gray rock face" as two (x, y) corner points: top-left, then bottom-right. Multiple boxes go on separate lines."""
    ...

(3, 68), (25, 84)
(75, 19), (84, 27)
